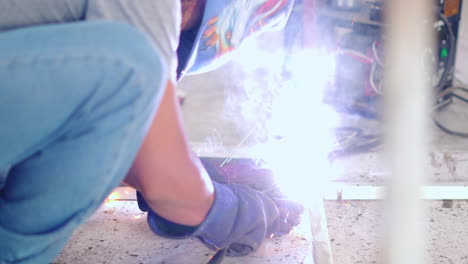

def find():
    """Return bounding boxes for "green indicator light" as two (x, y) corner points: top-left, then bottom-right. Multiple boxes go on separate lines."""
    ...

(440, 47), (449, 58)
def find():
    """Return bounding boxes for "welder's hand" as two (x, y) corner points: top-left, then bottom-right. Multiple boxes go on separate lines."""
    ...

(137, 181), (303, 257)
(201, 158), (305, 237)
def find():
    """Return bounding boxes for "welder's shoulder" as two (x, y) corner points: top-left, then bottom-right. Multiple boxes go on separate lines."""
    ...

(0, 0), (181, 81)
(0, 0), (86, 32)
(87, 0), (181, 81)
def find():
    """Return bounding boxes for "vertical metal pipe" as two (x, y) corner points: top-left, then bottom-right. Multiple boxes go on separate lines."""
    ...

(384, 0), (432, 263)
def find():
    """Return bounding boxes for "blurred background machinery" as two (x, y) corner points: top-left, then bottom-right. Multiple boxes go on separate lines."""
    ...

(283, 0), (463, 157)
(316, 0), (462, 114)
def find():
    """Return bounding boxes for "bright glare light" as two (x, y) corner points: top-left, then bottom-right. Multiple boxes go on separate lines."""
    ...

(105, 191), (121, 206)
(240, 47), (340, 205)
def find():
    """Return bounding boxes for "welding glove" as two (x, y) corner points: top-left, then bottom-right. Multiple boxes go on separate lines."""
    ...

(137, 181), (304, 257)
(201, 158), (304, 232)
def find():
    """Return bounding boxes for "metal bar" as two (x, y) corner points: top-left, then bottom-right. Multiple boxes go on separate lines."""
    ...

(383, 0), (433, 263)
(308, 200), (334, 264)
(323, 184), (468, 200)
(302, 0), (334, 262)
(110, 184), (468, 202)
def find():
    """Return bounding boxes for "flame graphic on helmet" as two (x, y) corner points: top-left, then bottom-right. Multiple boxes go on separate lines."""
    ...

(201, 0), (292, 57)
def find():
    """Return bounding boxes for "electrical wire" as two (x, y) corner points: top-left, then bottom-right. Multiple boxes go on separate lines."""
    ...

(436, 86), (468, 104)
(365, 12), (454, 95)
(337, 48), (374, 64)
(372, 40), (383, 66)
(324, 9), (459, 156)
(369, 61), (381, 94)
(432, 87), (468, 137)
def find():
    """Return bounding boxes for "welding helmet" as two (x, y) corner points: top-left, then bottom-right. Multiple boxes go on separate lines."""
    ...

(184, 0), (295, 75)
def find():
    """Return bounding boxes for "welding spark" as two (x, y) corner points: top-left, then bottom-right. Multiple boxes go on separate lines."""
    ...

(225, 32), (343, 206)
(133, 214), (143, 219)
(219, 128), (255, 167)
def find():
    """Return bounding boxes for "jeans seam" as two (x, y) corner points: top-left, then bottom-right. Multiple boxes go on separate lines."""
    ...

(0, 53), (145, 73)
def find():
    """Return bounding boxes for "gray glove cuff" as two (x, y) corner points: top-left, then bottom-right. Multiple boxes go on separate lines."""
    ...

(146, 181), (280, 257)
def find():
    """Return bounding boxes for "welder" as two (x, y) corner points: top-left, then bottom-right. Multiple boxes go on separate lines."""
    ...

(0, 0), (304, 263)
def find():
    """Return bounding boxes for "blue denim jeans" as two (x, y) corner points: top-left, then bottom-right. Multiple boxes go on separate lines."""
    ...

(0, 22), (167, 263)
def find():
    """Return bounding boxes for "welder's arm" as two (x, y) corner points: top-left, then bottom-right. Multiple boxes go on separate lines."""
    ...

(123, 80), (303, 256)
(123, 81), (214, 226)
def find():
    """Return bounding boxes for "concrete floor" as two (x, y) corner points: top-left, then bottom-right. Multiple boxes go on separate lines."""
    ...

(55, 200), (313, 264)
(55, 199), (468, 264)
(56, 4), (468, 264)
(325, 200), (468, 264)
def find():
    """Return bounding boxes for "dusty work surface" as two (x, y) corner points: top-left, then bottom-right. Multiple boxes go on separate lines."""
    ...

(54, 200), (312, 264)
(325, 200), (468, 264)
(55, 200), (468, 264)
